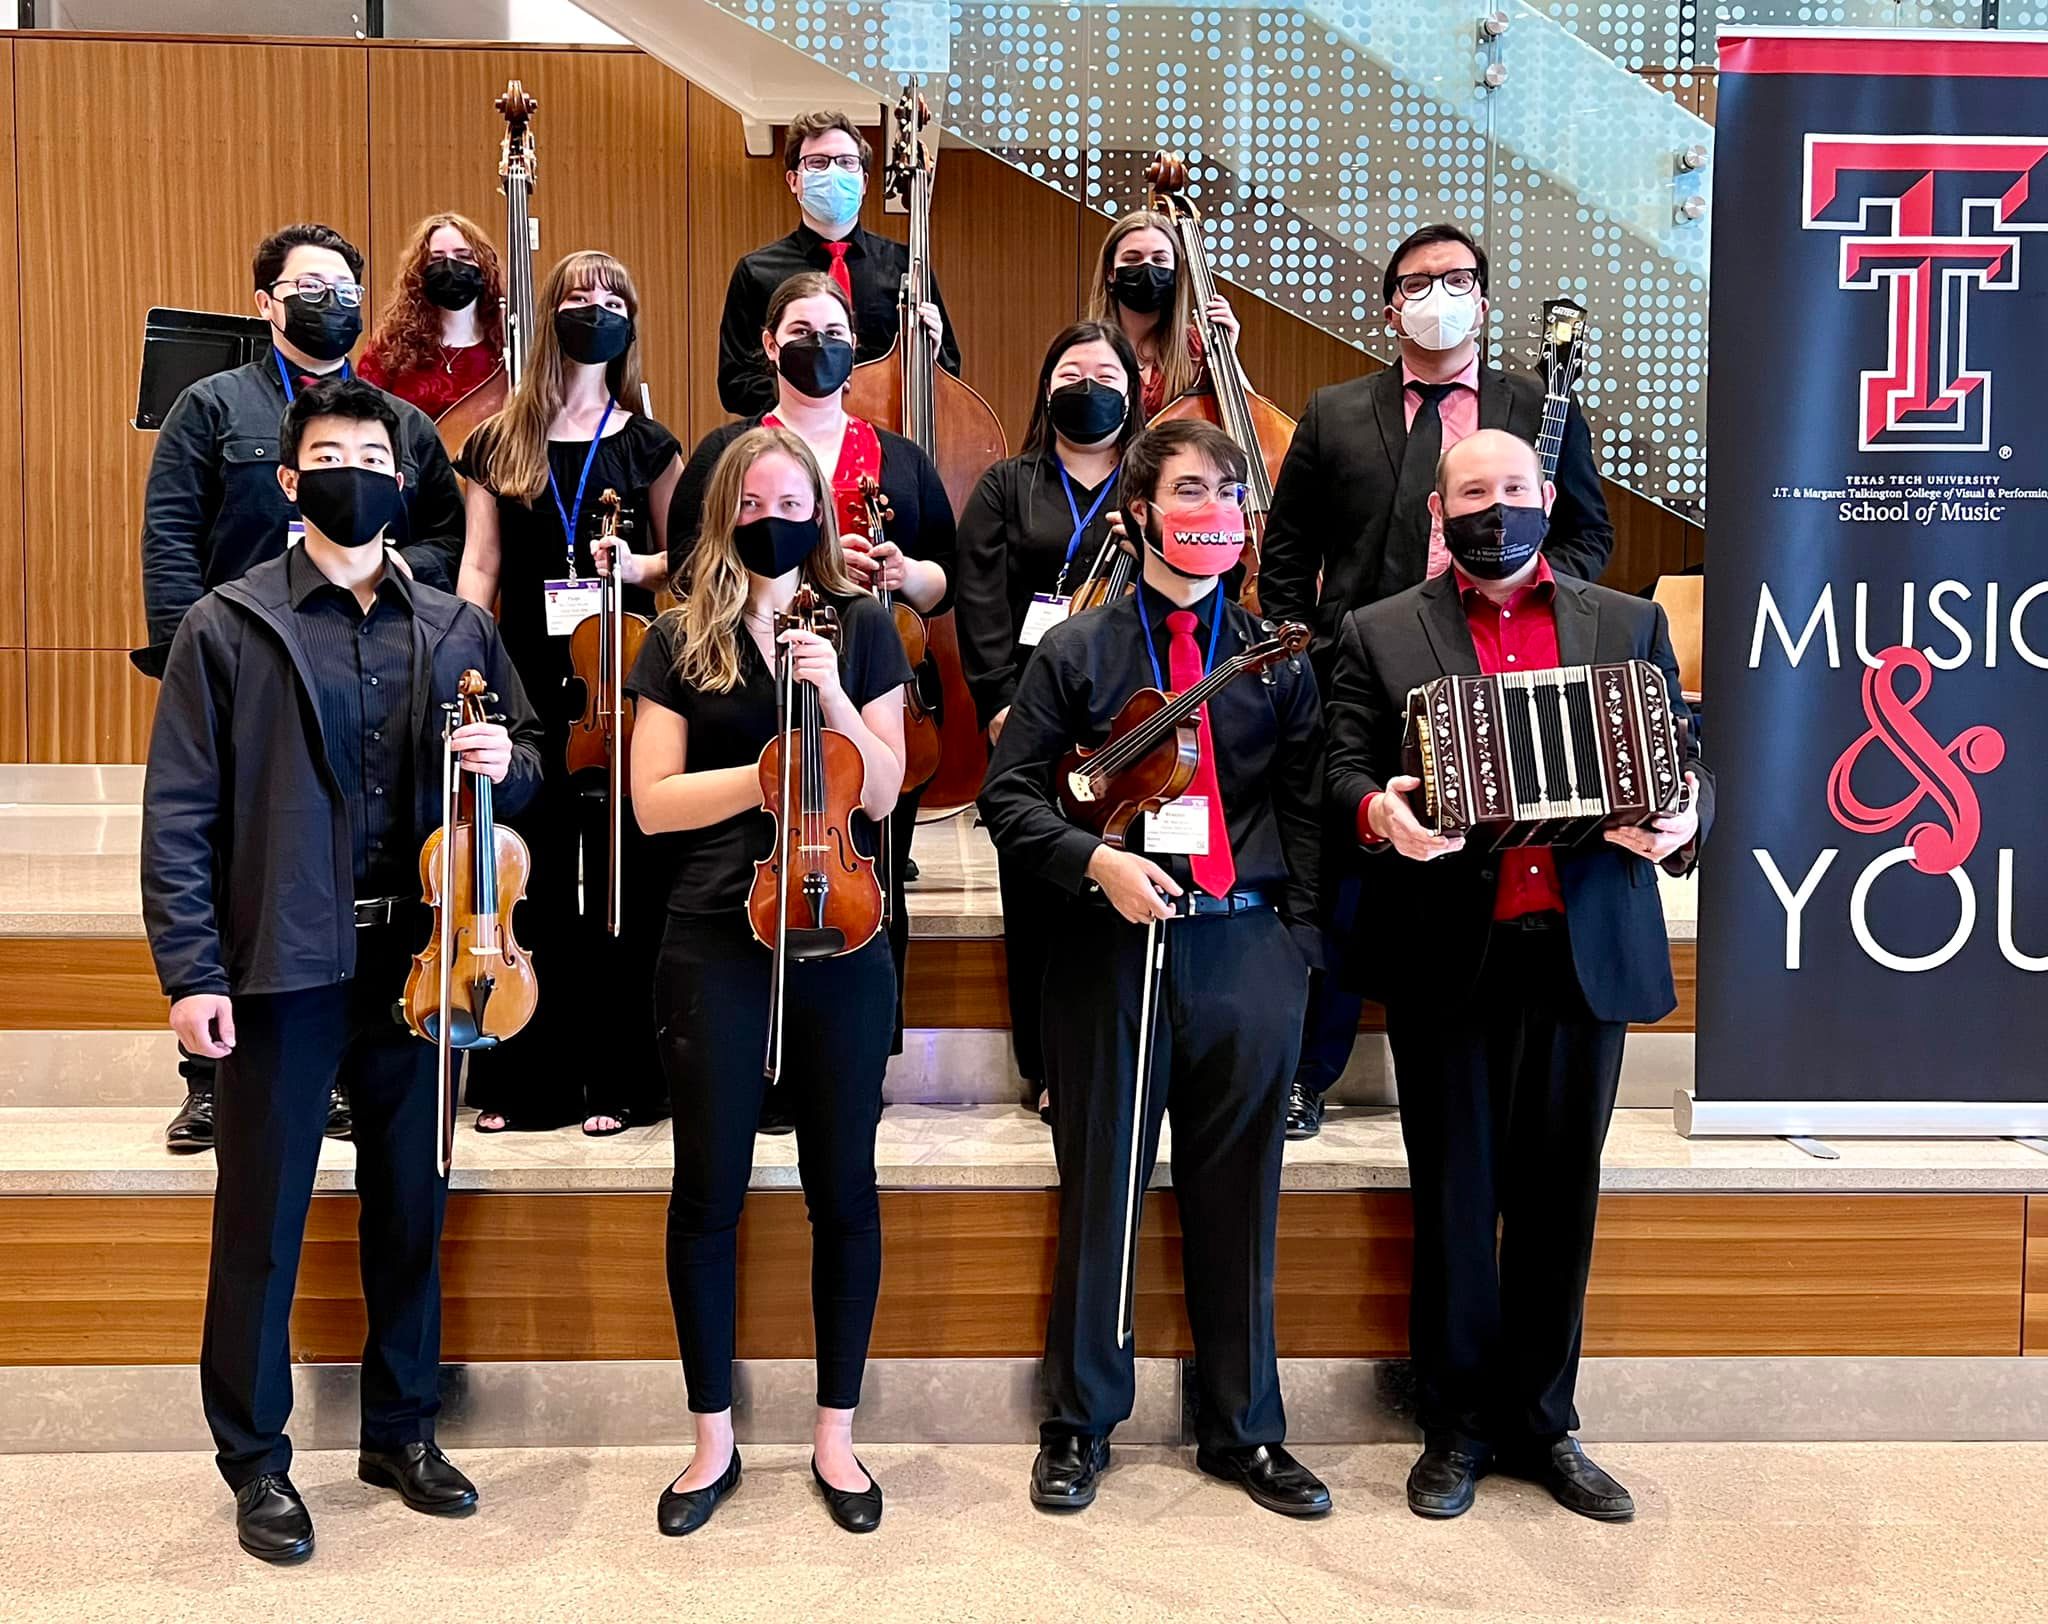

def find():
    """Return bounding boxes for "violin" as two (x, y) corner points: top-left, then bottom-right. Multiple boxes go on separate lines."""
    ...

(402, 669), (538, 1174)
(436, 81), (538, 459)
(859, 475), (941, 795)
(1066, 522), (1138, 618)
(1057, 622), (1312, 843)
(1141, 152), (1298, 615)
(748, 584), (885, 1085)
(566, 489), (651, 936)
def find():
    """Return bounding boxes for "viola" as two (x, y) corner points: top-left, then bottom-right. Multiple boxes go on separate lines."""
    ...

(1066, 525), (1138, 618)
(402, 669), (539, 1174)
(748, 585), (885, 1085)
(566, 488), (651, 936)
(1057, 622), (1312, 844)
(858, 475), (941, 796)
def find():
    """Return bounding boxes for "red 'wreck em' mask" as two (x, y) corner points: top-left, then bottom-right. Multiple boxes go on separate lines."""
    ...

(1150, 501), (1247, 578)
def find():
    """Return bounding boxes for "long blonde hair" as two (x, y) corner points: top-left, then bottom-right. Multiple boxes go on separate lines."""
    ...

(462, 249), (645, 503)
(671, 427), (857, 694)
(1086, 210), (1198, 406)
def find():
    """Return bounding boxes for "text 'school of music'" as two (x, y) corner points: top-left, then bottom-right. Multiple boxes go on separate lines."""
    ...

(131, 76), (1710, 1559)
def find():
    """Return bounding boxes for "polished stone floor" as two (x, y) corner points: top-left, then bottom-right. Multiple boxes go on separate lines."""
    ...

(1, 1442), (2043, 1622)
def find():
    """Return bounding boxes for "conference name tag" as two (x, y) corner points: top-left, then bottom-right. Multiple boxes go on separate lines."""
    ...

(1144, 794), (1210, 856)
(1018, 593), (1070, 647)
(543, 578), (602, 636)
(285, 521), (306, 549)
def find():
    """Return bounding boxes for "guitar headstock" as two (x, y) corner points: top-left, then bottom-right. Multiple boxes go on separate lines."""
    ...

(497, 80), (538, 185)
(1539, 297), (1588, 399)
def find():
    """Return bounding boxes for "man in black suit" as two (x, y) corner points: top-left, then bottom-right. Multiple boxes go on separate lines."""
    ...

(1260, 223), (1615, 1139)
(1327, 428), (1709, 1523)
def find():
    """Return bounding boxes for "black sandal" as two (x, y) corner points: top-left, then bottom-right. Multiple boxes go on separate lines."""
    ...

(473, 1113), (511, 1135)
(582, 1115), (629, 1139)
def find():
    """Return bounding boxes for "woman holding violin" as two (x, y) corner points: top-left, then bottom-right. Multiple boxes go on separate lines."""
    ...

(358, 213), (506, 424)
(1086, 210), (1243, 420)
(628, 425), (907, 1536)
(955, 320), (1142, 1119)
(454, 249), (684, 1136)
(670, 270), (953, 1063)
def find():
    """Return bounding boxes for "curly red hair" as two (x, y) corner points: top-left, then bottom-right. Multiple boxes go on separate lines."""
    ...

(365, 212), (505, 380)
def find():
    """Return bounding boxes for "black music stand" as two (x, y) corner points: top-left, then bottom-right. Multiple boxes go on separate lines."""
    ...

(133, 308), (272, 430)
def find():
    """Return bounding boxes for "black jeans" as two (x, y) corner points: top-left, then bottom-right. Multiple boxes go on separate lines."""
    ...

(1386, 920), (1627, 1451)
(656, 916), (893, 1413)
(201, 924), (446, 1489)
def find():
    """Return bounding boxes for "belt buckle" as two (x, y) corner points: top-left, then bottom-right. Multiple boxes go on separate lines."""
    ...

(355, 896), (396, 929)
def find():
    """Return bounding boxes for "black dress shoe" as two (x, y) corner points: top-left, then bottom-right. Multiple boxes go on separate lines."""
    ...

(1407, 1443), (1491, 1519)
(1030, 1434), (1109, 1510)
(1283, 1080), (1325, 1141)
(811, 1455), (883, 1533)
(357, 1441), (478, 1515)
(1535, 1437), (1635, 1521)
(235, 1472), (314, 1563)
(757, 1085), (795, 1137)
(166, 1089), (215, 1153)
(657, 1450), (742, 1536)
(324, 1085), (353, 1142)
(1195, 1442), (1333, 1517)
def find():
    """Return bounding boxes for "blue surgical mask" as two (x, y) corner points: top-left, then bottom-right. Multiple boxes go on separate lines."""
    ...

(800, 168), (864, 231)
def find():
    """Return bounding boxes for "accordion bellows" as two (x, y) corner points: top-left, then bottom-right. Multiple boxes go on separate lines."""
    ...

(1400, 660), (1683, 847)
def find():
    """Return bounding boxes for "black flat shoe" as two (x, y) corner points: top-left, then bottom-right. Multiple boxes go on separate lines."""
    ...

(1534, 1437), (1634, 1521)
(1283, 1080), (1325, 1141)
(1195, 1443), (1333, 1517)
(811, 1456), (883, 1533)
(323, 1085), (353, 1142)
(757, 1086), (795, 1137)
(658, 1450), (742, 1536)
(1406, 1443), (1491, 1519)
(1030, 1434), (1109, 1511)
(166, 1088), (215, 1154)
(235, 1472), (313, 1563)
(357, 1441), (478, 1515)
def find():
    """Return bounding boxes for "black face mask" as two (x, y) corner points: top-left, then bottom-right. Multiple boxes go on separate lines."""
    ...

(554, 306), (635, 366)
(422, 258), (485, 312)
(277, 294), (362, 363)
(1441, 502), (1548, 580)
(1047, 379), (1128, 445)
(733, 515), (820, 578)
(294, 465), (405, 549)
(1111, 263), (1176, 315)
(775, 333), (856, 400)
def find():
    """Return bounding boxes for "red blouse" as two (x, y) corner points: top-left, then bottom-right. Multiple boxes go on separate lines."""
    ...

(357, 340), (502, 421)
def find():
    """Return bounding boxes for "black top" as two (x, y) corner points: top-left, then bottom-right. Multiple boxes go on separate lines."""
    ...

(456, 412), (682, 725)
(135, 358), (465, 675)
(954, 447), (1122, 729)
(977, 580), (1325, 939)
(715, 223), (962, 417)
(285, 546), (416, 895)
(625, 593), (913, 920)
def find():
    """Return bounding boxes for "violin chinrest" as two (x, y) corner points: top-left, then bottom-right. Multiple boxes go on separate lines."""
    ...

(786, 926), (849, 961)
(413, 1007), (500, 1050)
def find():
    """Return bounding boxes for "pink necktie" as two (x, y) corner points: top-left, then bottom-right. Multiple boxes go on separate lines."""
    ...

(1165, 610), (1236, 899)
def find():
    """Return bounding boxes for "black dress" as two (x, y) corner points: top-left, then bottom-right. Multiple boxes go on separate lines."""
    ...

(455, 412), (683, 1128)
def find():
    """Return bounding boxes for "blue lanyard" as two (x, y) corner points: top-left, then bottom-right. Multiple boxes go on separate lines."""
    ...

(1134, 585), (1226, 695)
(1055, 462), (1117, 593)
(272, 350), (351, 401)
(547, 398), (617, 576)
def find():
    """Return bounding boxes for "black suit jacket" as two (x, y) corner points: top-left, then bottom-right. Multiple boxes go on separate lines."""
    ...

(1324, 571), (1711, 1026)
(1259, 365), (1614, 661)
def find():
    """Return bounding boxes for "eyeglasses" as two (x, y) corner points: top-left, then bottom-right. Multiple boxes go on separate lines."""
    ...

(797, 154), (865, 175)
(1166, 479), (1249, 508)
(1394, 267), (1479, 301)
(270, 276), (364, 309)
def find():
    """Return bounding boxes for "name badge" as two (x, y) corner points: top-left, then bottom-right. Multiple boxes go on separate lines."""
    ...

(285, 520), (306, 549)
(543, 578), (602, 636)
(1019, 593), (1071, 647)
(1144, 794), (1211, 856)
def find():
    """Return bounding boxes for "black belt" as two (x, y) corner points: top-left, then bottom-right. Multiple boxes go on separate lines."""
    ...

(1498, 909), (1564, 933)
(353, 895), (407, 928)
(1176, 888), (1272, 918)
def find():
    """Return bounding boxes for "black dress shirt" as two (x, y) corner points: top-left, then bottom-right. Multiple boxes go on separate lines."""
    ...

(286, 545), (416, 896)
(978, 579), (1325, 940)
(715, 223), (962, 416)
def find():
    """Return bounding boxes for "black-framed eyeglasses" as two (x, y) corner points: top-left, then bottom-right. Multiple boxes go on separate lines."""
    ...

(797, 154), (865, 175)
(1394, 267), (1480, 300)
(270, 275), (364, 309)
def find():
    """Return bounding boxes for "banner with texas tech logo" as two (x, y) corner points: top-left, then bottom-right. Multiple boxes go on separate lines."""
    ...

(1693, 29), (2048, 1133)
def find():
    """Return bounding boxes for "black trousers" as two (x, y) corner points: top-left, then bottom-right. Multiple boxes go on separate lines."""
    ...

(1385, 921), (1627, 1451)
(1294, 869), (1364, 1098)
(1040, 904), (1307, 1451)
(996, 843), (1056, 1089)
(201, 924), (446, 1490)
(881, 789), (923, 1057)
(656, 916), (893, 1413)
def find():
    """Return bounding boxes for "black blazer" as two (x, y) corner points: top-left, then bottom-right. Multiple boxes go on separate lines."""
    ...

(1259, 365), (1613, 660)
(1324, 570), (1711, 1026)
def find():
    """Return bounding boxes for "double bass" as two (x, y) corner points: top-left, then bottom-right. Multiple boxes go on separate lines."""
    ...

(566, 489), (650, 935)
(846, 79), (1009, 813)
(859, 474), (942, 795)
(435, 81), (539, 458)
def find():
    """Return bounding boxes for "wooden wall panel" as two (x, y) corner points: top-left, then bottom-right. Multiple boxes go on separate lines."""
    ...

(0, 650), (23, 762)
(2026, 1198), (2046, 1356)
(26, 650), (158, 762)
(0, 43), (21, 654)
(0, 938), (167, 1028)
(1231, 288), (1378, 422)
(15, 38), (372, 654)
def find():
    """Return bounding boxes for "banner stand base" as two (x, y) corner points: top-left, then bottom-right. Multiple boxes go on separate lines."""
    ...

(1675, 1092), (2048, 1139)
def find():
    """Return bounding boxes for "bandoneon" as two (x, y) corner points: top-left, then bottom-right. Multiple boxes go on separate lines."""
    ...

(1400, 660), (1682, 846)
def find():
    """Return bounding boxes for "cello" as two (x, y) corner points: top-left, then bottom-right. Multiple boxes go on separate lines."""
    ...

(435, 81), (538, 459)
(846, 79), (1008, 813)
(402, 669), (539, 1175)
(566, 488), (650, 936)
(748, 585), (885, 1085)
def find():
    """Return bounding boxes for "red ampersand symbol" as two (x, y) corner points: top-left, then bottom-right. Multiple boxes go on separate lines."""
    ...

(1825, 645), (2005, 875)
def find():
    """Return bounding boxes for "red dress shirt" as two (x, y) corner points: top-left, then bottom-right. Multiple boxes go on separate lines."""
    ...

(1359, 554), (1568, 919)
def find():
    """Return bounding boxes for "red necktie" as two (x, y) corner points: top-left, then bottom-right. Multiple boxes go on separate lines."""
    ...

(1165, 609), (1236, 899)
(824, 241), (853, 304)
